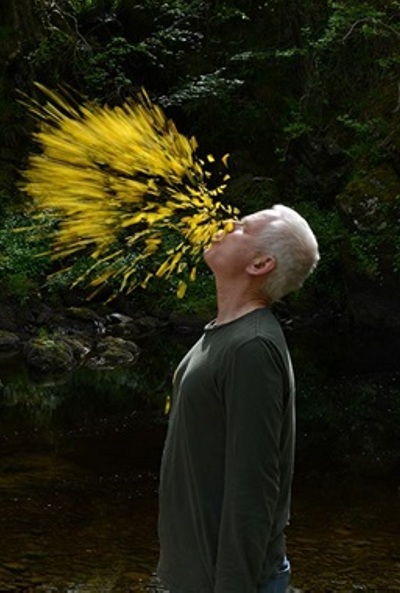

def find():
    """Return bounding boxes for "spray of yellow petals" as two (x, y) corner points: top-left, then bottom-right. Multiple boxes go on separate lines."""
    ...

(21, 83), (239, 299)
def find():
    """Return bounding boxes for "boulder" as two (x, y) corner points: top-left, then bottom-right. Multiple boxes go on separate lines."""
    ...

(86, 336), (141, 370)
(0, 330), (20, 352)
(106, 313), (168, 339)
(23, 336), (77, 374)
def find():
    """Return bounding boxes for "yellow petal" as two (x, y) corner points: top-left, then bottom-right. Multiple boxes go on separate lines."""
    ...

(176, 280), (187, 299)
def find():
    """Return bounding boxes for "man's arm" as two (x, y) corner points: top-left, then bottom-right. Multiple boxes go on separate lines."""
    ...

(214, 337), (286, 593)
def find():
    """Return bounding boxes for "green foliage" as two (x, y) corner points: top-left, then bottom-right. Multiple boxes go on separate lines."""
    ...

(345, 196), (400, 281)
(0, 0), (398, 315)
(44, 255), (102, 296)
(80, 1), (208, 98)
(336, 114), (389, 162)
(144, 263), (217, 319)
(3, 273), (35, 303)
(82, 36), (139, 99)
(0, 206), (52, 302)
(274, 0), (400, 163)
(0, 98), (32, 192)
(69, 0), (121, 15)
(347, 231), (381, 279)
(287, 201), (347, 310)
(0, 100), (27, 150)
(29, 30), (70, 68)
(336, 165), (400, 284)
(162, 70), (244, 107)
(137, 26), (203, 80)
(28, 29), (77, 86)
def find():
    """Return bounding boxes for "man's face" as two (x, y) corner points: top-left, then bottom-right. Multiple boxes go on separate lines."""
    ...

(203, 210), (272, 277)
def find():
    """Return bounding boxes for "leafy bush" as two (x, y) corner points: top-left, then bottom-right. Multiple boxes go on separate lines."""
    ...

(69, 0), (121, 15)
(0, 205), (53, 301)
(274, 0), (400, 162)
(82, 36), (143, 100)
(286, 201), (347, 311)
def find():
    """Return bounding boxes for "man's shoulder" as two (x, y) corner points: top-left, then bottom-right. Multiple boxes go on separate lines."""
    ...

(235, 308), (285, 343)
(204, 308), (287, 358)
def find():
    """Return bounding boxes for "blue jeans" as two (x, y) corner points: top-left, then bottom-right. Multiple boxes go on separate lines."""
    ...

(258, 558), (291, 593)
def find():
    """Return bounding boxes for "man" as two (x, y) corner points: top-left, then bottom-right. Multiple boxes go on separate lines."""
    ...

(157, 204), (320, 593)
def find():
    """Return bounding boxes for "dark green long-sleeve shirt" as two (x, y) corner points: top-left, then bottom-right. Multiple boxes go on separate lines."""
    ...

(158, 308), (295, 593)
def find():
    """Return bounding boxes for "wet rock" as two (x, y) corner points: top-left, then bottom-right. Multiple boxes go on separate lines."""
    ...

(0, 303), (20, 333)
(96, 336), (140, 356)
(106, 314), (168, 339)
(23, 337), (77, 373)
(24, 305), (107, 340)
(86, 336), (141, 370)
(107, 312), (133, 324)
(0, 330), (20, 352)
(0, 299), (59, 338)
(60, 335), (92, 361)
(56, 306), (107, 336)
(66, 306), (104, 323)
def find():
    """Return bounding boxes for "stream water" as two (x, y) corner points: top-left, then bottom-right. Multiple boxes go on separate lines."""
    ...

(1, 325), (400, 592)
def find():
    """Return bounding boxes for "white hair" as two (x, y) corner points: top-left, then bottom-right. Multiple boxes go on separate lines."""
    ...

(256, 204), (320, 302)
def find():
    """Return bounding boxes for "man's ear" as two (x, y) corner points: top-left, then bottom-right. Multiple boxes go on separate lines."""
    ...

(247, 256), (276, 276)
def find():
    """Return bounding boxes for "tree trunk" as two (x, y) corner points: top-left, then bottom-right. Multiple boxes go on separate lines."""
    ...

(0, 0), (49, 193)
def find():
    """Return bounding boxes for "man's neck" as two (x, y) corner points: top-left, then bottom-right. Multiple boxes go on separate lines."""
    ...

(214, 282), (268, 325)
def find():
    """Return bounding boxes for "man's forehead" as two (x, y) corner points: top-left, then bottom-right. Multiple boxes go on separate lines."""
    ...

(241, 209), (276, 224)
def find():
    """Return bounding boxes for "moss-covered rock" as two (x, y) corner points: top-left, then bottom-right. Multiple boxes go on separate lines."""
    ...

(0, 330), (20, 351)
(87, 336), (141, 370)
(23, 337), (77, 374)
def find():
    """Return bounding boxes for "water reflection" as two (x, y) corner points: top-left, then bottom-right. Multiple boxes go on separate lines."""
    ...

(289, 476), (400, 592)
(0, 456), (160, 592)
(0, 326), (400, 592)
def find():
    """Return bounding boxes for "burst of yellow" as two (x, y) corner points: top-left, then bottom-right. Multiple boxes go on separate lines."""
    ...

(21, 83), (239, 298)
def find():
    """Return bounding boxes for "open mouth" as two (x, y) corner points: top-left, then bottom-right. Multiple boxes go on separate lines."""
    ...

(211, 219), (236, 242)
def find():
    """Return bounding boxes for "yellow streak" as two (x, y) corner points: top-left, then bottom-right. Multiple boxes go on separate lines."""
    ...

(21, 85), (239, 298)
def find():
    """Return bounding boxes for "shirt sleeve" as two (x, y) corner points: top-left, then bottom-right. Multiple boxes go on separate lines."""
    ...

(214, 337), (286, 593)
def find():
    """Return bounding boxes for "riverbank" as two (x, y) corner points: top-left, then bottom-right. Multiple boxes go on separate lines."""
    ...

(1, 311), (400, 479)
